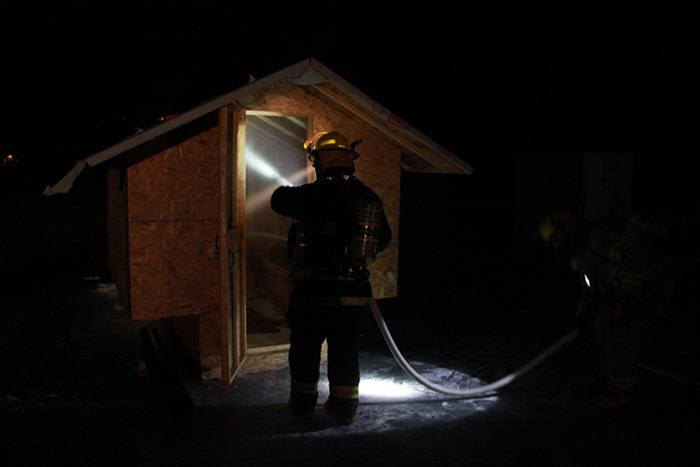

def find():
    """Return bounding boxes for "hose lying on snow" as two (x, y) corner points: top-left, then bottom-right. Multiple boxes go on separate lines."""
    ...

(247, 231), (582, 396)
(369, 299), (580, 398)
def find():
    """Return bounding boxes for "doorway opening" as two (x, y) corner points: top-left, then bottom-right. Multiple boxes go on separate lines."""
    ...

(244, 113), (309, 350)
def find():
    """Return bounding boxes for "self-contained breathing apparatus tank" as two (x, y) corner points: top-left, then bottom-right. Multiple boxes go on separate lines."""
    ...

(347, 197), (384, 277)
(287, 197), (385, 281)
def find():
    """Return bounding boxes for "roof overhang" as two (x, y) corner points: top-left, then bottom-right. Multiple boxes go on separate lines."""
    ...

(45, 59), (472, 195)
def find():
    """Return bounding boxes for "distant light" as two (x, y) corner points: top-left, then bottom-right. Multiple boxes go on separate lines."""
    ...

(2, 154), (18, 167)
(584, 274), (591, 288)
(157, 114), (178, 123)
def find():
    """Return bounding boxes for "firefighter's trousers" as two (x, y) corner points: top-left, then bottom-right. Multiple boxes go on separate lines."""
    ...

(287, 291), (368, 410)
(593, 276), (675, 390)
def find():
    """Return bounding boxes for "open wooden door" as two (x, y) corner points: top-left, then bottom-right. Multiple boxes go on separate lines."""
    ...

(243, 113), (309, 353)
(219, 106), (247, 383)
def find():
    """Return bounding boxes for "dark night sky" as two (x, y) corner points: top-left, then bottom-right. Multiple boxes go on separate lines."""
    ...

(0, 5), (698, 183)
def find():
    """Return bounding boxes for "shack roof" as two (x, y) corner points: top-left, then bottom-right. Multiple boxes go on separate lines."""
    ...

(45, 59), (471, 195)
(90, 59), (471, 172)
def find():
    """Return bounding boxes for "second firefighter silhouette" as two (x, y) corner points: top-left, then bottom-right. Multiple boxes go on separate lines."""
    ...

(540, 210), (674, 408)
(271, 131), (391, 421)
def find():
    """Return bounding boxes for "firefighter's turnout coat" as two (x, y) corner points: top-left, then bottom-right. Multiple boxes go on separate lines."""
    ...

(573, 212), (673, 390)
(271, 176), (391, 410)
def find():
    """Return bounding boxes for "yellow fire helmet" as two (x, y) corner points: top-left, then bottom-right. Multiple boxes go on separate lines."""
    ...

(539, 218), (557, 243)
(539, 213), (578, 243)
(304, 131), (361, 177)
(304, 131), (361, 161)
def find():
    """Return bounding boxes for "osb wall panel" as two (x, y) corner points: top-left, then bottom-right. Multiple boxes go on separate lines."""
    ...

(106, 168), (130, 311)
(127, 126), (221, 326)
(128, 221), (219, 316)
(128, 133), (220, 222)
(198, 297), (222, 372)
(241, 82), (401, 298)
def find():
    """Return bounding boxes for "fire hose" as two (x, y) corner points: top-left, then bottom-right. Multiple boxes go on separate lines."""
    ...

(249, 233), (696, 395)
(247, 232), (582, 397)
(369, 299), (580, 398)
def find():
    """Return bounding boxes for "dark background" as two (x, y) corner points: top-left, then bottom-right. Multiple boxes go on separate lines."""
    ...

(1, 6), (699, 465)
(2, 7), (698, 181)
(1, 5), (698, 312)
(2, 5), (699, 316)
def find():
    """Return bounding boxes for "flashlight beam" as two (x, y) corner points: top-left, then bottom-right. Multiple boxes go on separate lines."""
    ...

(246, 150), (292, 185)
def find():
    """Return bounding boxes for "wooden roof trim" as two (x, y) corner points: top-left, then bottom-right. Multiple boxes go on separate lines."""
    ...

(307, 59), (473, 175)
(85, 60), (315, 167)
(310, 82), (461, 174)
(83, 58), (472, 175)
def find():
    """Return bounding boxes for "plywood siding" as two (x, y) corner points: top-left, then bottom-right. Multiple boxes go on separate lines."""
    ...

(106, 167), (130, 311)
(128, 221), (219, 314)
(239, 82), (401, 298)
(127, 126), (221, 321)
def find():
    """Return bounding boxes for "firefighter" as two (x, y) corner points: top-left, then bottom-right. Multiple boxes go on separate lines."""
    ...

(540, 210), (674, 408)
(271, 131), (392, 422)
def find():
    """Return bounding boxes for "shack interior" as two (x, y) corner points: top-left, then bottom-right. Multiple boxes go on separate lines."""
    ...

(244, 114), (309, 350)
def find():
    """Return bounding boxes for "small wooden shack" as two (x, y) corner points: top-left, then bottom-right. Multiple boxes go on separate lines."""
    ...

(83, 59), (471, 382)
